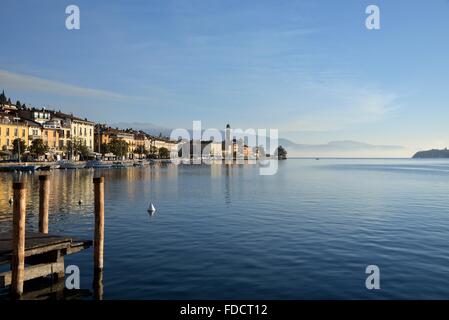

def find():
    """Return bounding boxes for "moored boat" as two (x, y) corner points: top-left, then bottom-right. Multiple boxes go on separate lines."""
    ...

(36, 164), (60, 171)
(85, 160), (112, 169)
(0, 165), (37, 172)
(58, 160), (86, 169)
(112, 161), (133, 168)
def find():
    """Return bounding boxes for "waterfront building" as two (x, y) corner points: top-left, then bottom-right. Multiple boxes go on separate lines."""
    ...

(42, 126), (60, 151)
(26, 120), (43, 143)
(19, 107), (95, 152)
(150, 136), (178, 152)
(0, 112), (29, 152)
(18, 107), (52, 124)
(63, 114), (95, 151)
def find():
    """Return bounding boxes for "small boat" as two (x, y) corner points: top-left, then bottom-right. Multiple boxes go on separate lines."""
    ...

(58, 160), (85, 169)
(36, 164), (60, 171)
(112, 161), (133, 168)
(0, 165), (37, 172)
(133, 160), (147, 167)
(86, 160), (112, 169)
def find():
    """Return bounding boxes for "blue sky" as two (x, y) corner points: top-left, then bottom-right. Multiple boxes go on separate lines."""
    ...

(1, 0), (449, 155)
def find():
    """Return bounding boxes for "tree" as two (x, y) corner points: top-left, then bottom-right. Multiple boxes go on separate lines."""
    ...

(12, 138), (26, 160)
(134, 145), (147, 158)
(100, 143), (111, 155)
(67, 138), (90, 160)
(29, 139), (49, 158)
(275, 146), (287, 160)
(158, 147), (170, 159)
(0, 90), (7, 105)
(108, 139), (129, 158)
(149, 145), (158, 158)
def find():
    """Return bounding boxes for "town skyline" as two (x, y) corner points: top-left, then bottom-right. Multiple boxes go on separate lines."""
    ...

(1, 1), (449, 157)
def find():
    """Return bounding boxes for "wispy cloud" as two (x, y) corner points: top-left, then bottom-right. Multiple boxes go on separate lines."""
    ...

(0, 69), (126, 100)
(281, 81), (398, 132)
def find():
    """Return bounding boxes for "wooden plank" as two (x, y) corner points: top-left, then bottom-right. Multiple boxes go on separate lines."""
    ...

(0, 261), (65, 287)
(0, 232), (72, 254)
(0, 231), (72, 254)
(21, 279), (65, 300)
(0, 232), (92, 265)
(66, 240), (93, 255)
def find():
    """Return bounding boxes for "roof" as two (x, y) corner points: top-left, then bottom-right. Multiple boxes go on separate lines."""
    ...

(20, 107), (95, 124)
(52, 111), (95, 124)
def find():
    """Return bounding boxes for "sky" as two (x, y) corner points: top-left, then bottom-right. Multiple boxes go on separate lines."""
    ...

(0, 0), (449, 157)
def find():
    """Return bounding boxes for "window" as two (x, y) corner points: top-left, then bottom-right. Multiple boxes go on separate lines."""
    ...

(6, 139), (9, 146)
(90, 129), (92, 136)
(6, 128), (9, 135)
(14, 128), (18, 137)
(84, 128), (86, 136)
(53, 131), (56, 138)
(22, 129), (25, 137)
(79, 128), (82, 135)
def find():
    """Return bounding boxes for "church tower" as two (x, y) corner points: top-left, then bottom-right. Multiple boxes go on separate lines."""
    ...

(225, 124), (231, 158)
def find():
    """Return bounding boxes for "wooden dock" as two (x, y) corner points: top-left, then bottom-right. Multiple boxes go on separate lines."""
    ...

(0, 231), (91, 287)
(0, 175), (104, 299)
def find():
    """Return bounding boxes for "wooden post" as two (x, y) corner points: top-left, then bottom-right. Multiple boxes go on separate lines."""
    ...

(93, 177), (104, 271)
(39, 175), (50, 234)
(93, 269), (104, 300)
(11, 182), (26, 298)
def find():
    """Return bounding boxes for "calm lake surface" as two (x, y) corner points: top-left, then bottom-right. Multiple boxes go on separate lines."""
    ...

(1, 159), (449, 299)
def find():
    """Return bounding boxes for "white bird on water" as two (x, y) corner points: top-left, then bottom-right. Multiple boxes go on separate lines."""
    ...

(148, 202), (156, 214)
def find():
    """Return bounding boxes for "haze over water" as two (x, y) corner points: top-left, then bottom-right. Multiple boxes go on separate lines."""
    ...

(1, 159), (449, 299)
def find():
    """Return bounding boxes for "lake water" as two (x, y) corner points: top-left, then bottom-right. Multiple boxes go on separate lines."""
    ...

(1, 159), (449, 299)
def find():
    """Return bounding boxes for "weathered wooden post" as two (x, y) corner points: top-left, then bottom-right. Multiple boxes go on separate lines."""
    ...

(93, 177), (104, 271)
(39, 175), (50, 234)
(93, 269), (104, 300)
(11, 182), (26, 298)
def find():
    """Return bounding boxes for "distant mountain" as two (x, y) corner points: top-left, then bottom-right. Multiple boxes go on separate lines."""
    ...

(278, 139), (406, 157)
(412, 148), (449, 159)
(279, 139), (404, 151)
(108, 123), (406, 157)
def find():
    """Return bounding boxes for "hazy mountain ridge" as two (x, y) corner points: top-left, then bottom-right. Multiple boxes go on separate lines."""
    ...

(278, 139), (404, 151)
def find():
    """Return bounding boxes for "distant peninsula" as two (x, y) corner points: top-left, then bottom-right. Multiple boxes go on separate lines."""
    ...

(412, 148), (449, 158)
